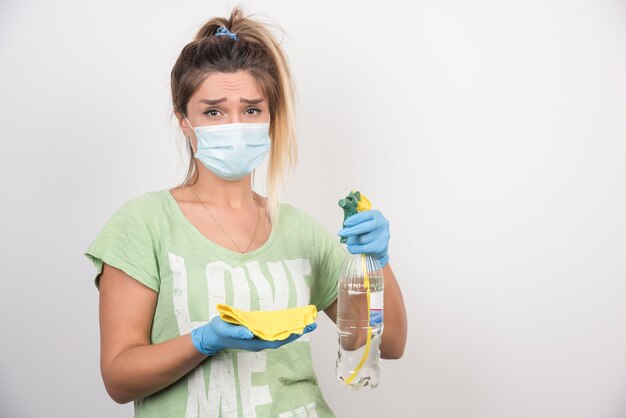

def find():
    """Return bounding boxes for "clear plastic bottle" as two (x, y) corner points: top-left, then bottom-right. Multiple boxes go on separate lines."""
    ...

(336, 253), (384, 390)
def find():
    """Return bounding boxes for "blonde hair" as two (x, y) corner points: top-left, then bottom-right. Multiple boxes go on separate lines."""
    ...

(170, 6), (297, 222)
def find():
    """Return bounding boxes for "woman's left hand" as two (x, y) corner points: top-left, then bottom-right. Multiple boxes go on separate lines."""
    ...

(338, 209), (390, 267)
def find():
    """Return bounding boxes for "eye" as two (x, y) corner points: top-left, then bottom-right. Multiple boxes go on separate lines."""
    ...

(245, 107), (262, 115)
(203, 108), (221, 116)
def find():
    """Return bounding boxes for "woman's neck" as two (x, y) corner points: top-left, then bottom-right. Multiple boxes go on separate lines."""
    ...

(187, 171), (257, 210)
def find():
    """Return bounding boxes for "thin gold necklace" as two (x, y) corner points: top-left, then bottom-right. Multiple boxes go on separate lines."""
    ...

(189, 187), (261, 254)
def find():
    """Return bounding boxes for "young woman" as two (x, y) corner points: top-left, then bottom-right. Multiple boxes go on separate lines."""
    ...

(85, 7), (407, 418)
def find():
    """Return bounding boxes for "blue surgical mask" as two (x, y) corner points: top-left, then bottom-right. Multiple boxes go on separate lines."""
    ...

(184, 117), (271, 181)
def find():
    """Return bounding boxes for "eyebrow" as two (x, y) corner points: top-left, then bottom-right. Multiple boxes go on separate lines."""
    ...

(199, 97), (265, 105)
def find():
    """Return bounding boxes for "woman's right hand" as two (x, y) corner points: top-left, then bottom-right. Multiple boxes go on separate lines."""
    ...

(191, 316), (317, 356)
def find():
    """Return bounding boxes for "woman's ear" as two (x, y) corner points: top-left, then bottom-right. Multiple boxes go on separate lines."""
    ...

(175, 110), (193, 139)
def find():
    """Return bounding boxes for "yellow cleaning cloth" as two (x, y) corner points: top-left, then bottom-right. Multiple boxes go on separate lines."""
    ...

(216, 304), (318, 341)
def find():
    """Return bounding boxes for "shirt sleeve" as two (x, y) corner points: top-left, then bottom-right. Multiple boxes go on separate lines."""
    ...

(84, 194), (161, 292)
(310, 218), (348, 312)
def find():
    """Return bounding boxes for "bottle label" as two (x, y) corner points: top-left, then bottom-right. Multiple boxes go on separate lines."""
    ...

(369, 291), (384, 326)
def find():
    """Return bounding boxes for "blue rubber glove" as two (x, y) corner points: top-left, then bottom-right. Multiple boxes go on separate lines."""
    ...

(191, 316), (317, 356)
(337, 209), (390, 268)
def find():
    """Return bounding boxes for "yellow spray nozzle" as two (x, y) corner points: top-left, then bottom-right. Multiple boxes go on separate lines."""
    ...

(356, 194), (371, 212)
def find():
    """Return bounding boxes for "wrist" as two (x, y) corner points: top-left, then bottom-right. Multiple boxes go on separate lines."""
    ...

(378, 253), (389, 268)
(191, 325), (219, 356)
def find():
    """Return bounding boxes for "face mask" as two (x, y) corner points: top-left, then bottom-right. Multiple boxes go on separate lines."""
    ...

(184, 117), (271, 181)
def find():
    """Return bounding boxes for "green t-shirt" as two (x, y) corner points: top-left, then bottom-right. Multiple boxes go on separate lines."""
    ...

(84, 190), (347, 418)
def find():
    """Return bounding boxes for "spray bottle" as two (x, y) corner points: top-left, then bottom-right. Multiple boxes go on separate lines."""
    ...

(336, 190), (384, 389)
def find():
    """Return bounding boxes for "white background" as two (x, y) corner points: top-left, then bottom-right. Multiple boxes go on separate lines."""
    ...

(1, 0), (626, 417)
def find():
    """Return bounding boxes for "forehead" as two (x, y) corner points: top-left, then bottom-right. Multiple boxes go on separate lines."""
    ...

(194, 70), (263, 99)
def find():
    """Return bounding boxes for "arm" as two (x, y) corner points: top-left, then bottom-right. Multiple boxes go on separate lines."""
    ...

(324, 262), (407, 359)
(99, 263), (208, 404)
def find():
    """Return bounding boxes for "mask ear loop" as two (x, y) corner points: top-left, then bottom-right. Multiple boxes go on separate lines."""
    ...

(183, 114), (195, 130)
(186, 136), (196, 154)
(183, 115), (198, 155)
(183, 115), (200, 187)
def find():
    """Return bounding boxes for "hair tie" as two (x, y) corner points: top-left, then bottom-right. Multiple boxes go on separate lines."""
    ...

(215, 26), (239, 40)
